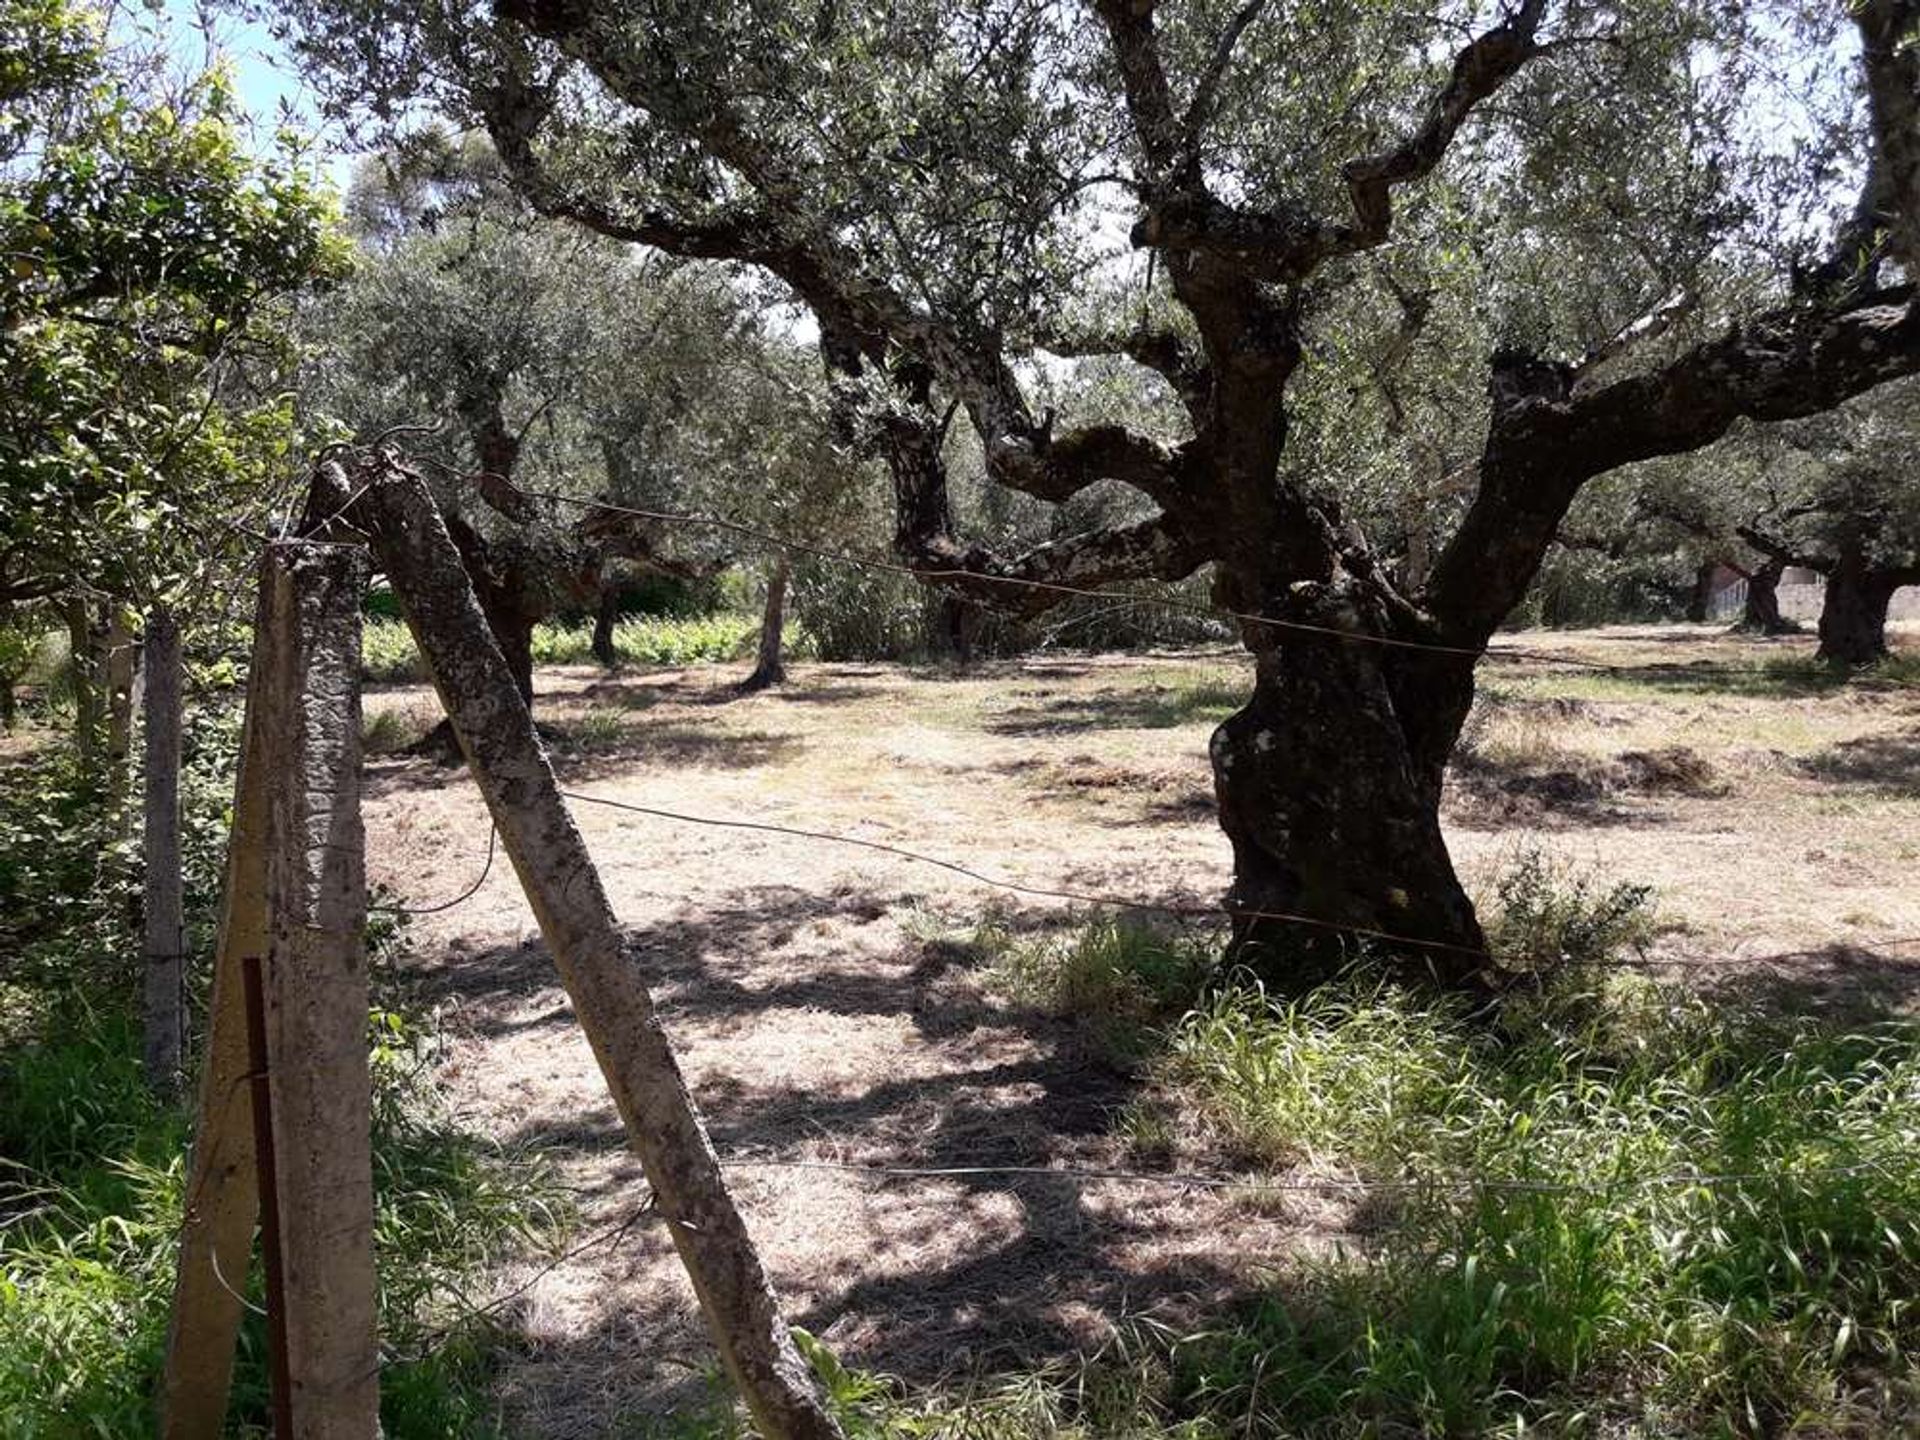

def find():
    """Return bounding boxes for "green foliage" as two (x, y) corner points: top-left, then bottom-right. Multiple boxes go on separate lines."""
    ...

(530, 616), (755, 668)
(0, 999), (564, 1437)
(360, 615), (756, 683)
(0, 679), (559, 1435)
(1, 0), (345, 615)
(791, 561), (934, 662)
(361, 618), (429, 683)
(1156, 979), (1920, 1436)
(735, 958), (1920, 1439)
(1483, 844), (1657, 978)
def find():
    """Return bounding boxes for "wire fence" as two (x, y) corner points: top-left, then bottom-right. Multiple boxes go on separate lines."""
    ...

(517, 487), (1769, 679)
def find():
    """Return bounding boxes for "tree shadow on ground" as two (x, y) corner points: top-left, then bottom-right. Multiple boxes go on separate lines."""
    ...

(546, 721), (806, 779)
(1797, 734), (1920, 797)
(1682, 941), (1920, 1022)
(981, 681), (1243, 736)
(402, 884), (1307, 1408)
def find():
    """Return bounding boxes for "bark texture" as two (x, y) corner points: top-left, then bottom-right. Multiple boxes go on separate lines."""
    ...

(256, 543), (378, 1439)
(352, 457), (842, 1440)
(1211, 579), (1488, 989)
(140, 606), (185, 1094)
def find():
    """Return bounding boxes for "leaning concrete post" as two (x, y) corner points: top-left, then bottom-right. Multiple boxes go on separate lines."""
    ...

(160, 574), (275, 1439)
(259, 542), (378, 1437)
(158, 543), (378, 1439)
(352, 458), (843, 1440)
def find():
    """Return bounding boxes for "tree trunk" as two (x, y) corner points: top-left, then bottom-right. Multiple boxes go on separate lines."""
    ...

(1209, 581), (1491, 992)
(1733, 557), (1797, 635)
(142, 606), (186, 1093)
(1816, 551), (1900, 663)
(354, 459), (843, 1440)
(1685, 560), (1717, 623)
(739, 557), (790, 692)
(592, 585), (621, 668)
(414, 515), (542, 760)
(65, 596), (100, 765)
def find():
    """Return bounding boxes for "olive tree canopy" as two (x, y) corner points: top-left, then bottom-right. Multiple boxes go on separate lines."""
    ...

(268, 0), (1920, 987)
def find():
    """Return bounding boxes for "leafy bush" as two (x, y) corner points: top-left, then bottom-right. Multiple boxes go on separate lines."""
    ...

(1484, 843), (1656, 977)
(790, 560), (933, 661)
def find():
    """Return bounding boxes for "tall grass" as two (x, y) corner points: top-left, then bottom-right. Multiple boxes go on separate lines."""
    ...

(0, 1001), (566, 1437)
(773, 865), (1920, 1439)
(1158, 978), (1920, 1434)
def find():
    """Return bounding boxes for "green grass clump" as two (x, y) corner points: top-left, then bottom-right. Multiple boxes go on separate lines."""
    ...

(987, 915), (1214, 1059)
(0, 1004), (565, 1437)
(1155, 976), (1920, 1435)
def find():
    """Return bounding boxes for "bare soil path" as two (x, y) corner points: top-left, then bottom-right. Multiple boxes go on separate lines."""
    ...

(359, 628), (1920, 1435)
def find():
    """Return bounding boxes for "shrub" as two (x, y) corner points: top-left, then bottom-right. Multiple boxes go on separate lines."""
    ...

(790, 560), (932, 661)
(1484, 843), (1655, 977)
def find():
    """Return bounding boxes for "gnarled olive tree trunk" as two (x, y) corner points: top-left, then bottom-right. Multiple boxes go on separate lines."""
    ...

(1817, 549), (1908, 663)
(1209, 575), (1487, 991)
(591, 585), (621, 668)
(1733, 557), (1797, 635)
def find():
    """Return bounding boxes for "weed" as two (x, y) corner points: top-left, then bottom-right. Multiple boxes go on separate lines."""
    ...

(989, 915), (1214, 1059)
(1483, 844), (1656, 977)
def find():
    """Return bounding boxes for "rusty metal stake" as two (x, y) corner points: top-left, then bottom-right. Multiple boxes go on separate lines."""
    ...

(242, 953), (294, 1438)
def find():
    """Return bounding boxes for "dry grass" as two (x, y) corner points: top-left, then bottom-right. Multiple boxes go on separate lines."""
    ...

(357, 627), (1920, 1435)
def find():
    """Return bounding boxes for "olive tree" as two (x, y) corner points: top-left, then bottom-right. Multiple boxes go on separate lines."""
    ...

(271, 0), (1920, 988)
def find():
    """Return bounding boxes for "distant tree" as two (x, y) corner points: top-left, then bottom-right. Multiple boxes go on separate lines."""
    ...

(275, 0), (1920, 988)
(311, 134), (863, 701)
(1733, 383), (1920, 663)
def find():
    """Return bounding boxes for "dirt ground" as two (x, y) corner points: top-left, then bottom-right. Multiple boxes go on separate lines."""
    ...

(359, 624), (1920, 1436)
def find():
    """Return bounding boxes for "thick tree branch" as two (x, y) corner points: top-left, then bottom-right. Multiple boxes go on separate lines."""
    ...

(1181, 0), (1272, 158)
(1037, 321), (1213, 422)
(485, 20), (1186, 513)
(1427, 288), (1920, 640)
(1827, 0), (1920, 281)
(1130, 0), (1550, 281)
(1091, 0), (1183, 181)
(1569, 287), (1696, 391)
